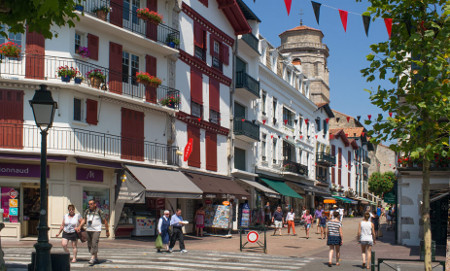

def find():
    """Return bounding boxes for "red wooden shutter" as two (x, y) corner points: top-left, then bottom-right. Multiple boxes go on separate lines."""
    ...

(145, 55), (157, 103)
(209, 78), (220, 112)
(338, 148), (342, 167)
(86, 99), (98, 125)
(194, 22), (205, 48)
(0, 89), (23, 149)
(191, 68), (202, 104)
(134, 110), (144, 161)
(109, 42), (123, 94)
(110, 0), (123, 27)
(121, 108), (131, 160)
(121, 108), (144, 161)
(331, 145), (335, 184)
(187, 125), (201, 168)
(205, 131), (217, 171)
(25, 28), (45, 80)
(146, 0), (158, 41)
(348, 172), (351, 187)
(220, 44), (229, 65)
(348, 151), (351, 170)
(338, 169), (342, 185)
(331, 167), (335, 184)
(87, 34), (99, 61)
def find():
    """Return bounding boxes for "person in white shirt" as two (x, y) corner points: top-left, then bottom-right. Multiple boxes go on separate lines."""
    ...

(338, 207), (344, 223)
(285, 208), (296, 236)
(357, 212), (376, 269)
(157, 210), (171, 252)
(56, 204), (82, 263)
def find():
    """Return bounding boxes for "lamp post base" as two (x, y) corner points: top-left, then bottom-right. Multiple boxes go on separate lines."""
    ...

(33, 241), (52, 271)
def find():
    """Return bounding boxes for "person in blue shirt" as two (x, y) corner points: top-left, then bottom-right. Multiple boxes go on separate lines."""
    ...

(169, 209), (187, 253)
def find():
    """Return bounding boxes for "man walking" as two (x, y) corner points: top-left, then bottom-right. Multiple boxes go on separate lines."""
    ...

(314, 205), (323, 234)
(272, 206), (284, 236)
(77, 199), (109, 266)
(169, 209), (187, 253)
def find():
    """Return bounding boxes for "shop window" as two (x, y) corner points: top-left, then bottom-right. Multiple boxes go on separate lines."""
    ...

(83, 187), (110, 222)
(1, 187), (20, 223)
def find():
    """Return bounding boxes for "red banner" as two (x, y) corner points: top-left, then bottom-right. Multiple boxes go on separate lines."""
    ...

(183, 138), (193, 162)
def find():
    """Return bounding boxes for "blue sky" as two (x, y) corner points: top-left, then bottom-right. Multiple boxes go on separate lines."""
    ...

(242, 0), (393, 124)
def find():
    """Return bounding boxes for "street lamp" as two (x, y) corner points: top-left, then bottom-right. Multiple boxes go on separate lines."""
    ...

(29, 84), (57, 271)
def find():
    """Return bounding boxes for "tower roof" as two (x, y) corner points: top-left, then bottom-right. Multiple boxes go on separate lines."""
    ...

(279, 25), (324, 37)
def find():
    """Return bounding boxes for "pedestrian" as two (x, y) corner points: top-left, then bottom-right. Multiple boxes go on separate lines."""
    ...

(386, 207), (393, 230)
(77, 199), (110, 266)
(302, 209), (314, 239)
(264, 202), (272, 226)
(338, 206), (344, 223)
(157, 210), (171, 252)
(319, 212), (328, 239)
(314, 205), (323, 234)
(286, 207), (296, 236)
(326, 211), (343, 267)
(376, 204), (383, 220)
(56, 204), (82, 263)
(357, 212), (376, 269)
(169, 209), (187, 253)
(195, 204), (206, 237)
(272, 206), (284, 236)
(301, 206), (307, 217)
(371, 211), (380, 239)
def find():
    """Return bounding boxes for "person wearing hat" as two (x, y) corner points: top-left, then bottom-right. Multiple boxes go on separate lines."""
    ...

(329, 205), (338, 220)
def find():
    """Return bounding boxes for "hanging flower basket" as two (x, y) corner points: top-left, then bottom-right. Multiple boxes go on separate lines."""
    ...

(136, 8), (163, 25)
(160, 96), (180, 108)
(57, 66), (78, 83)
(87, 69), (106, 89)
(136, 72), (162, 87)
(93, 6), (110, 21)
(0, 41), (21, 58)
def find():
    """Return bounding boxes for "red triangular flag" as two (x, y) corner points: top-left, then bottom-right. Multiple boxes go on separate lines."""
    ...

(271, 135), (273, 139)
(284, 119), (288, 125)
(384, 18), (393, 38)
(305, 118), (309, 124)
(263, 119), (266, 124)
(339, 10), (348, 32)
(361, 132), (365, 136)
(315, 135), (318, 139)
(389, 112), (393, 117)
(346, 116), (350, 122)
(326, 118), (329, 123)
(368, 114), (372, 120)
(198, 118), (201, 122)
(241, 118), (245, 122)
(300, 135), (303, 139)
(284, 0), (292, 16)
(286, 136), (289, 139)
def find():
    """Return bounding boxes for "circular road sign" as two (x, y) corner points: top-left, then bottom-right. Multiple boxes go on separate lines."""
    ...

(247, 231), (259, 243)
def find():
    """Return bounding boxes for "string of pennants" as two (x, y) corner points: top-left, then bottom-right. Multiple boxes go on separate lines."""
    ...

(279, 0), (393, 38)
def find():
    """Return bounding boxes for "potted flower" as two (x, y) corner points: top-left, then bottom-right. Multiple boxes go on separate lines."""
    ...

(0, 41), (21, 58)
(86, 69), (106, 89)
(136, 8), (163, 25)
(165, 35), (180, 48)
(57, 66), (77, 82)
(160, 96), (180, 108)
(76, 46), (90, 58)
(92, 6), (110, 21)
(74, 73), (84, 84)
(136, 72), (162, 87)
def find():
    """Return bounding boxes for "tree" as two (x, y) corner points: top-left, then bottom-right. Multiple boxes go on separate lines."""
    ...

(368, 172), (396, 197)
(0, 0), (80, 39)
(360, 1), (449, 270)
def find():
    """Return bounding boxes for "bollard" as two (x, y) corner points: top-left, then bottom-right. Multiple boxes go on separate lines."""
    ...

(371, 250), (375, 271)
(29, 252), (71, 271)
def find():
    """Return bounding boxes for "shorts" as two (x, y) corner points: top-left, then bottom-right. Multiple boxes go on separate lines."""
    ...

(327, 235), (342, 246)
(319, 224), (326, 228)
(305, 223), (311, 229)
(360, 241), (373, 246)
(62, 231), (78, 241)
(274, 220), (283, 229)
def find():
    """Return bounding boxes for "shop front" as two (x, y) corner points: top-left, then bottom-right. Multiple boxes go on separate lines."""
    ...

(259, 178), (304, 216)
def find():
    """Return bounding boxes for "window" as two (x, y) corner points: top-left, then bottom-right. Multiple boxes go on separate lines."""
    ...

(261, 134), (267, 161)
(194, 22), (206, 61)
(283, 107), (294, 127)
(122, 51), (139, 85)
(74, 98), (83, 121)
(212, 40), (222, 71)
(287, 70), (292, 84)
(272, 138), (277, 163)
(234, 147), (246, 171)
(123, 0), (140, 25)
(323, 119), (328, 135)
(191, 101), (203, 118)
(75, 32), (81, 53)
(299, 116), (303, 132)
(316, 118), (321, 131)
(272, 98), (277, 120)
(209, 109), (220, 124)
(0, 28), (22, 60)
(83, 187), (110, 222)
(261, 91), (267, 115)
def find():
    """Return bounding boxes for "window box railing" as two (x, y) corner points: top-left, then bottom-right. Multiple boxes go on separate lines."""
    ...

(235, 71), (260, 98)
(0, 54), (180, 109)
(241, 33), (259, 54)
(283, 160), (308, 176)
(0, 123), (179, 166)
(316, 152), (335, 166)
(234, 118), (260, 141)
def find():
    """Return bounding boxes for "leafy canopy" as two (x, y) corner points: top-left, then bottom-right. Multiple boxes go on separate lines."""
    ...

(0, 0), (81, 39)
(368, 171), (396, 197)
(360, 0), (449, 162)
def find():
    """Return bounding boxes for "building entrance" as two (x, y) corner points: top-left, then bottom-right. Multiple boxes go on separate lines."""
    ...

(23, 187), (40, 236)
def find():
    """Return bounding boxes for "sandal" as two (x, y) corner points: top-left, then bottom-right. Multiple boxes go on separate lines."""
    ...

(362, 263), (366, 268)
(336, 262), (340, 266)
(328, 262), (332, 267)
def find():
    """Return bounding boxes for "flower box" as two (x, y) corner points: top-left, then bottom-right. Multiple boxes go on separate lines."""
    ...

(93, 6), (110, 21)
(0, 41), (21, 58)
(86, 69), (106, 89)
(136, 8), (163, 25)
(76, 46), (90, 58)
(136, 72), (162, 87)
(160, 96), (180, 108)
(57, 66), (78, 82)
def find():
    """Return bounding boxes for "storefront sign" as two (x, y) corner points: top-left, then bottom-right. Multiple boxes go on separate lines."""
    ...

(76, 167), (103, 182)
(9, 207), (18, 216)
(0, 163), (48, 178)
(9, 199), (18, 208)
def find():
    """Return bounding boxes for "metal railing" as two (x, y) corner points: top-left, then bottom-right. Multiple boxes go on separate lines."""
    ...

(363, 156), (371, 164)
(316, 174), (329, 183)
(234, 119), (260, 141)
(241, 33), (259, 54)
(282, 160), (308, 176)
(0, 123), (179, 166)
(316, 152), (335, 165)
(0, 54), (180, 109)
(80, 0), (180, 49)
(235, 71), (260, 98)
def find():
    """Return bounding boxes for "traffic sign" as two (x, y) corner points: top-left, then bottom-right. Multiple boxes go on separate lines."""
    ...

(247, 231), (259, 243)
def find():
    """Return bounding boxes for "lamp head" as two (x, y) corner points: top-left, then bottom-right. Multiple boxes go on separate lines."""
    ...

(29, 85), (57, 131)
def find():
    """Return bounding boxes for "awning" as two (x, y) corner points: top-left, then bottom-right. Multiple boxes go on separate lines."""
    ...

(183, 172), (250, 200)
(355, 197), (370, 205)
(125, 165), (203, 199)
(332, 196), (358, 204)
(260, 178), (303, 199)
(238, 179), (280, 199)
(293, 183), (331, 197)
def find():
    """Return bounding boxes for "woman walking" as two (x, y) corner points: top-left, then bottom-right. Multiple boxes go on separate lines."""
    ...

(319, 212), (328, 239)
(358, 212), (376, 269)
(157, 210), (171, 252)
(301, 210), (314, 239)
(56, 204), (82, 263)
(195, 205), (206, 237)
(286, 208), (296, 235)
(326, 211), (343, 267)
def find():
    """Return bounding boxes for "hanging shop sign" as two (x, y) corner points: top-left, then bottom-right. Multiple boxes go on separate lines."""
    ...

(76, 167), (103, 182)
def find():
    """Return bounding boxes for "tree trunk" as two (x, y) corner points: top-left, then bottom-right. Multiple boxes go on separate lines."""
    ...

(422, 158), (431, 271)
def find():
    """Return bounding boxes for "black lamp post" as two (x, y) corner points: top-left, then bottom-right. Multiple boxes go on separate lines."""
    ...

(29, 84), (57, 271)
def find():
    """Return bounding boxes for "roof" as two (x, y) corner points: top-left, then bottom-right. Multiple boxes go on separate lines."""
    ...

(236, 0), (261, 22)
(316, 103), (335, 118)
(343, 127), (365, 138)
(329, 129), (350, 146)
(279, 25), (324, 37)
(216, 0), (251, 35)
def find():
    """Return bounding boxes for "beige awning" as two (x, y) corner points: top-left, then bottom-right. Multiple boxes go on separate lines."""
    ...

(238, 179), (280, 198)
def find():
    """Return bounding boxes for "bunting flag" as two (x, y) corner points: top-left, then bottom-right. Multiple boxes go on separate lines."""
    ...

(339, 10), (348, 32)
(346, 116), (350, 122)
(198, 118), (201, 122)
(284, 0), (292, 16)
(362, 15), (371, 37)
(357, 115), (361, 121)
(368, 114), (372, 120)
(284, 119), (288, 125)
(361, 132), (365, 136)
(311, 1), (322, 25)
(315, 135), (318, 139)
(271, 135), (274, 139)
(286, 135), (289, 139)
(325, 118), (329, 123)
(305, 118), (309, 124)
(241, 118), (245, 122)
(389, 112), (393, 117)
(263, 119), (266, 124)
(300, 135), (303, 139)
(384, 18), (393, 38)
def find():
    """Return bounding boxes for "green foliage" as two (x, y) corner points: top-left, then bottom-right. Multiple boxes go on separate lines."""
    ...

(0, 0), (81, 39)
(368, 171), (396, 197)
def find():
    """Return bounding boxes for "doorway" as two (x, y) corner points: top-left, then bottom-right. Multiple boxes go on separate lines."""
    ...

(23, 187), (40, 236)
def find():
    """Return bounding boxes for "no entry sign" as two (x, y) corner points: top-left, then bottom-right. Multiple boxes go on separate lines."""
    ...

(247, 231), (259, 243)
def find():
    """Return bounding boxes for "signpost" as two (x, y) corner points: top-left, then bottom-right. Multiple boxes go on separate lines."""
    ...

(239, 226), (267, 254)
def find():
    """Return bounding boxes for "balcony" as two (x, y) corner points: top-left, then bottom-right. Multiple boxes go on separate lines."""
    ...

(241, 33), (260, 56)
(316, 174), (329, 183)
(234, 119), (260, 142)
(235, 71), (260, 99)
(0, 54), (180, 109)
(316, 152), (335, 166)
(80, 0), (180, 50)
(0, 123), (179, 166)
(362, 156), (371, 167)
(282, 160), (308, 176)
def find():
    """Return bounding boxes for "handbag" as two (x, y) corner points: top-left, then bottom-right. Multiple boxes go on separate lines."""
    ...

(155, 234), (163, 249)
(77, 229), (87, 243)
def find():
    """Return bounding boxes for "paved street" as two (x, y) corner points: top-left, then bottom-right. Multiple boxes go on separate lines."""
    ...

(2, 218), (446, 270)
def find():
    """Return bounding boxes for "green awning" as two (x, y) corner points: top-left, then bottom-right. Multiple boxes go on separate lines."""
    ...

(332, 196), (353, 204)
(260, 178), (303, 199)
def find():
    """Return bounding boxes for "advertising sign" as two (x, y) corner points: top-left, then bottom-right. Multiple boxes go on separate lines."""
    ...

(183, 138), (193, 162)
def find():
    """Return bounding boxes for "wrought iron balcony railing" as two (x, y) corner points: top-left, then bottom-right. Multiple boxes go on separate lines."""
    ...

(235, 71), (260, 98)
(283, 160), (308, 176)
(316, 174), (329, 183)
(234, 119), (260, 141)
(316, 152), (335, 166)
(0, 54), (180, 109)
(363, 156), (371, 164)
(241, 33), (259, 54)
(0, 123), (179, 166)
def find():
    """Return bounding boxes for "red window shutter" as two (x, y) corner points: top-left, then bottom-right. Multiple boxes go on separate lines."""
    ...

(331, 167), (335, 184)
(86, 99), (98, 125)
(348, 151), (351, 170)
(121, 108), (144, 161)
(190, 68), (203, 104)
(146, 0), (158, 41)
(338, 169), (342, 185)
(209, 78), (220, 112)
(87, 34), (99, 61)
(145, 55), (157, 103)
(220, 44), (229, 65)
(194, 22), (205, 48)
(187, 125), (201, 168)
(205, 131), (217, 171)
(110, 0), (123, 27)
(25, 28), (45, 80)
(338, 148), (342, 167)
(0, 89), (23, 149)
(109, 42), (123, 94)
(348, 173), (351, 187)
